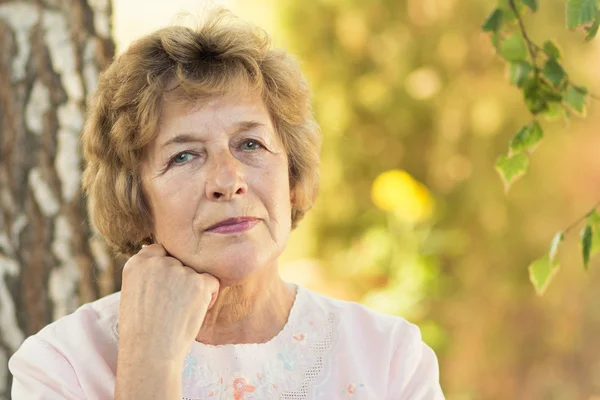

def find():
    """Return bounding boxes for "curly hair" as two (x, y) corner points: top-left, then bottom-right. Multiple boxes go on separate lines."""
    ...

(81, 9), (321, 256)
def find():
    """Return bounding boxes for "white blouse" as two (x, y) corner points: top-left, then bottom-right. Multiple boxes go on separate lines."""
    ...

(9, 285), (445, 399)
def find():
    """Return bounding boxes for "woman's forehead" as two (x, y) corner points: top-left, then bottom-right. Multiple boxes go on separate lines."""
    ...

(158, 90), (273, 135)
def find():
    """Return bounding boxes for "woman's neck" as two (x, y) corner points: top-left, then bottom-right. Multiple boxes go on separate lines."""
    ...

(195, 269), (296, 345)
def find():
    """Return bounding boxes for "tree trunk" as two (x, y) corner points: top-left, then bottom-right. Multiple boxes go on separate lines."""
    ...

(0, 1), (119, 398)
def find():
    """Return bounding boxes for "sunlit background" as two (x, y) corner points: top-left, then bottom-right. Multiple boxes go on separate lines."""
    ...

(113, 0), (600, 398)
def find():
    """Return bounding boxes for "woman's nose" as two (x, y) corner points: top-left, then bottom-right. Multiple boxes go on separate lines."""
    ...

(204, 151), (248, 201)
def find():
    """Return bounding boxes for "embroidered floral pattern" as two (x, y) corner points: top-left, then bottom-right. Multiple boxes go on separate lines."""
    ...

(278, 344), (303, 371)
(291, 332), (307, 345)
(346, 382), (366, 398)
(182, 352), (221, 393)
(232, 377), (256, 399)
(180, 288), (337, 400)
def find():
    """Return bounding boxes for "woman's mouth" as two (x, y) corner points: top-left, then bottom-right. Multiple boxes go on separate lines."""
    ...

(205, 217), (260, 234)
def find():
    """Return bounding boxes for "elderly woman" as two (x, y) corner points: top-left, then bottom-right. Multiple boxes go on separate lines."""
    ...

(9, 9), (444, 400)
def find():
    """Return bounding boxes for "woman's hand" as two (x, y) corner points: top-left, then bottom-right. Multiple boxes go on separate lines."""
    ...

(115, 244), (219, 400)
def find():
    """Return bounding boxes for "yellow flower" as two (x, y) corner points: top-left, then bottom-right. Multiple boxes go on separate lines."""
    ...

(371, 170), (434, 223)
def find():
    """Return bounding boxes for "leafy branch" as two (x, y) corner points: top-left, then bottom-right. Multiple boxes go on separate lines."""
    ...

(482, 0), (600, 294)
(563, 200), (600, 234)
(529, 205), (600, 296)
(509, 0), (539, 72)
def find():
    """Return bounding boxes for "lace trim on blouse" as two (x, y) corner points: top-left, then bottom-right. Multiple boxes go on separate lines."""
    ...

(180, 287), (338, 399)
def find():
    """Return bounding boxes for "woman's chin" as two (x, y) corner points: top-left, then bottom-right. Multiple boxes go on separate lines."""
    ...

(188, 250), (277, 286)
(166, 233), (284, 285)
(211, 261), (261, 285)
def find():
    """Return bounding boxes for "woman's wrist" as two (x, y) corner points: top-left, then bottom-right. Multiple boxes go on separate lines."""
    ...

(115, 352), (182, 400)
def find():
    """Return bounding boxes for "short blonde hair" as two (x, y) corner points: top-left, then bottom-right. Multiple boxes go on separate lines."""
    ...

(82, 9), (321, 255)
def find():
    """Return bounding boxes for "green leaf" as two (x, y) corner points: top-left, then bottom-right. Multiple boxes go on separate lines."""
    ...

(509, 61), (532, 87)
(500, 34), (528, 62)
(581, 224), (593, 269)
(529, 255), (559, 296)
(523, 78), (549, 115)
(482, 8), (505, 32)
(542, 40), (562, 60)
(593, 228), (600, 259)
(587, 210), (600, 258)
(495, 152), (529, 191)
(563, 86), (588, 116)
(587, 209), (600, 225)
(585, 14), (600, 40)
(499, 0), (525, 21)
(509, 121), (544, 154)
(521, 0), (538, 12)
(539, 83), (564, 102)
(542, 59), (566, 87)
(543, 102), (564, 121)
(566, 0), (597, 29)
(549, 232), (564, 264)
(490, 32), (501, 50)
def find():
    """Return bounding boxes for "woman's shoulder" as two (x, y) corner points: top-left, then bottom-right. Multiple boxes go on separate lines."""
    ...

(302, 286), (416, 326)
(36, 291), (121, 343)
(295, 286), (443, 398)
(14, 291), (122, 370)
(9, 292), (122, 398)
(298, 286), (423, 347)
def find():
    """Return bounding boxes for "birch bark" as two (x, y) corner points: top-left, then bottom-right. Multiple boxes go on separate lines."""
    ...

(0, 1), (119, 397)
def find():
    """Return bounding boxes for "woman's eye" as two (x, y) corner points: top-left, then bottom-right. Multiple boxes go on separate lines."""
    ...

(240, 140), (263, 151)
(172, 152), (194, 165)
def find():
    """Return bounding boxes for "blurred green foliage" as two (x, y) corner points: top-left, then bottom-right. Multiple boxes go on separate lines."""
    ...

(481, 0), (600, 294)
(266, 0), (600, 398)
(484, 0), (595, 194)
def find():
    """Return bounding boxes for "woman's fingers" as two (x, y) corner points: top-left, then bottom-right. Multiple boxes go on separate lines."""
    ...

(118, 245), (220, 363)
(197, 273), (220, 310)
(138, 243), (168, 257)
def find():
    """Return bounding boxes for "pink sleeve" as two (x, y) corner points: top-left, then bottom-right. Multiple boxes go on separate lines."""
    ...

(387, 323), (445, 400)
(9, 336), (87, 400)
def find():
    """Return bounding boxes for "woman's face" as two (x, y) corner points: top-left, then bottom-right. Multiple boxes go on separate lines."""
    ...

(141, 90), (292, 285)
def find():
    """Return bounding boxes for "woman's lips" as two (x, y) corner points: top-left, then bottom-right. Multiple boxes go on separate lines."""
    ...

(205, 217), (260, 234)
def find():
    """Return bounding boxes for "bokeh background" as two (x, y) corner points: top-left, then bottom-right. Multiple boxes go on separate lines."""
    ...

(5, 0), (600, 398)
(115, 0), (600, 398)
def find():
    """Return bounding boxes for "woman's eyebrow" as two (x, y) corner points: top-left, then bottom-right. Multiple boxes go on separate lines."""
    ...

(160, 120), (267, 149)
(231, 120), (266, 134)
(160, 133), (202, 149)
